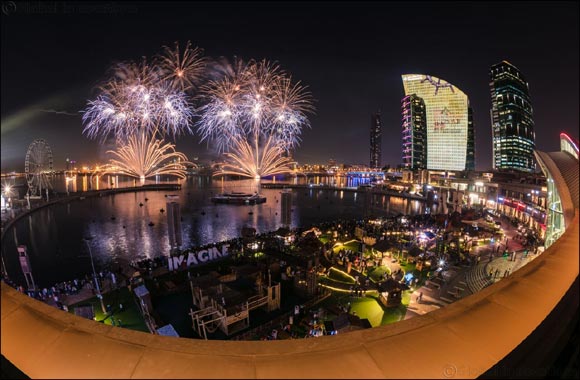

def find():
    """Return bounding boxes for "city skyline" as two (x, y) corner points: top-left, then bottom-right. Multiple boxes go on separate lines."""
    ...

(1, 1), (578, 171)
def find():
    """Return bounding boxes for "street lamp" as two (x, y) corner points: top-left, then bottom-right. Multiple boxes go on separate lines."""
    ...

(2, 183), (13, 211)
(83, 236), (106, 314)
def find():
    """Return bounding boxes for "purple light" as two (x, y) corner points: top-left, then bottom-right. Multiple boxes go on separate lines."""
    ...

(560, 132), (579, 155)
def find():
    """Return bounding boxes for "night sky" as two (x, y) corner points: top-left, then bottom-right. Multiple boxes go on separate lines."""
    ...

(1, 1), (578, 172)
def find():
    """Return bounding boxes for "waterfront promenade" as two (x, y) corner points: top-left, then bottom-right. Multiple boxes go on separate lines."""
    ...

(261, 183), (427, 201)
(405, 215), (541, 318)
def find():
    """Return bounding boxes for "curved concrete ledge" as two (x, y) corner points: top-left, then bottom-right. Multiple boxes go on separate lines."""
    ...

(1, 213), (578, 379)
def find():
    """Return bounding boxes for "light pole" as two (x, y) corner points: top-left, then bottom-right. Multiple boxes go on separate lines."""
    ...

(83, 237), (106, 314)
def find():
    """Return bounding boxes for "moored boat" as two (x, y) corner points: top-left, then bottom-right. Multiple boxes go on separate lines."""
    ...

(211, 192), (267, 205)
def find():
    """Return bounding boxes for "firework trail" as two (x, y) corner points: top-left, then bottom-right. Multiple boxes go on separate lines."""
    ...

(157, 41), (207, 92)
(97, 132), (193, 184)
(215, 136), (293, 179)
(38, 109), (79, 116)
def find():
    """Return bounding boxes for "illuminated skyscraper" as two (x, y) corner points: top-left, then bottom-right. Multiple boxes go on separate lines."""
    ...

(402, 74), (473, 171)
(490, 61), (536, 172)
(370, 112), (382, 169)
(466, 105), (476, 171)
(402, 94), (427, 169)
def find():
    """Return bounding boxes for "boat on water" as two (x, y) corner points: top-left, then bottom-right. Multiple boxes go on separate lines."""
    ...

(211, 192), (267, 205)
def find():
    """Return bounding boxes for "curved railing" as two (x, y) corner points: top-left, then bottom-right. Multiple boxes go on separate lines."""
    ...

(2, 210), (577, 378)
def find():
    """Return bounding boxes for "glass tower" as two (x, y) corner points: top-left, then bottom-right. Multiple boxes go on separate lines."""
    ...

(402, 74), (472, 171)
(466, 105), (476, 171)
(370, 112), (382, 169)
(490, 61), (536, 172)
(401, 95), (427, 169)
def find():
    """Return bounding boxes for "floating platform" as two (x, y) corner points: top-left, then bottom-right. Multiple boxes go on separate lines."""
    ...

(211, 192), (266, 205)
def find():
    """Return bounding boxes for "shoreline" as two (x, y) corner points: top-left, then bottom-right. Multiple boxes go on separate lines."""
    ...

(1, 183), (181, 241)
(261, 182), (428, 201)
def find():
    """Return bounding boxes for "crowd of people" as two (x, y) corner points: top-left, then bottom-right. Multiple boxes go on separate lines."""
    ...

(1, 269), (114, 311)
(131, 256), (168, 275)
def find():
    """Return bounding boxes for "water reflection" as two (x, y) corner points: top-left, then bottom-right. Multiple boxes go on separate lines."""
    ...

(2, 175), (434, 287)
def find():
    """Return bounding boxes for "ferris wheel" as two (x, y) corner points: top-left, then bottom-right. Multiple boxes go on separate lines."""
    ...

(25, 139), (54, 197)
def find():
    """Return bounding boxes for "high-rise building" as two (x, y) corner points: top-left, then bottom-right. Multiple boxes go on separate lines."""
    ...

(166, 195), (182, 249)
(466, 105), (476, 171)
(490, 61), (536, 172)
(401, 94), (427, 169)
(402, 74), (474, 171)
(370, 112), (382, 169)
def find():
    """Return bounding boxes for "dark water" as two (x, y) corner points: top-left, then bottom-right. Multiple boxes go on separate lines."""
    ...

(2, 176), (432, 288)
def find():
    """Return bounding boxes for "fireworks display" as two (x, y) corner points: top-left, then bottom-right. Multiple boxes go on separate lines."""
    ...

(82, 42), (204, 142)
(157, 41), (207, 92)
(82, 44), (314, 181)
(196, 58), (314, 178)
(216, 136), (294, 179)
(98, 132), (192, 183)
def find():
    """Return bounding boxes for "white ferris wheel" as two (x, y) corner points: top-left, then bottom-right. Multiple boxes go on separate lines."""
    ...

(25, 139), (54, 197)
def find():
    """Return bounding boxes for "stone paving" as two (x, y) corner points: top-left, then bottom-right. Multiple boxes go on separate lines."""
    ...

(486, 251), (539, 282)
(405, 215), (542, 319)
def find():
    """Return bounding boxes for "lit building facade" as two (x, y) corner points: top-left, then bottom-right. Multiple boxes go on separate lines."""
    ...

(490, 61), (536, 172)
(466, 106), (475, 171)
(534, 133), (579, 248)
(370, 112), (382, 169)
(402, 74), (472, 171)
(495, 181), (547, 239)
(401, 94), (427, 169)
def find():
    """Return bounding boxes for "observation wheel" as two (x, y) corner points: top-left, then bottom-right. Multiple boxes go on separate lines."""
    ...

(25, 139), (53, 197)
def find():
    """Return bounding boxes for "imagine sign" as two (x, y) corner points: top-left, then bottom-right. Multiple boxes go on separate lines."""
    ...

(168, 244), (230, 271)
